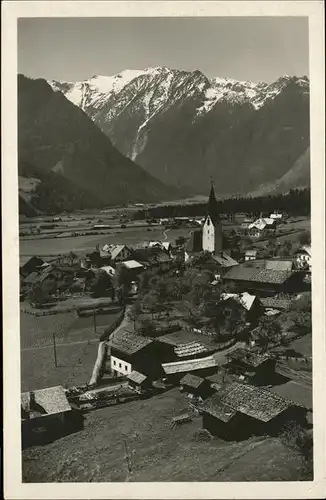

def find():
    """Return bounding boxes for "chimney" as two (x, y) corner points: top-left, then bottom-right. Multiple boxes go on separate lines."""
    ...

(29, 391), (36, 409)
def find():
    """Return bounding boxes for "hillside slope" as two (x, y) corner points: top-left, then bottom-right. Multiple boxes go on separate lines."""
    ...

(18, 74), (179, 214)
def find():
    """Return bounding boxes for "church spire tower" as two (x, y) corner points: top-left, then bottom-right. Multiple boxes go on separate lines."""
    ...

(202, 179), (223, 254)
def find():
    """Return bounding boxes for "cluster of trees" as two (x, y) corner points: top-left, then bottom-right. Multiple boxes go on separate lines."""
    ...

(127, 264), (246, 340)
(255, 292), (312, 351)
(134, 189), (310, 220)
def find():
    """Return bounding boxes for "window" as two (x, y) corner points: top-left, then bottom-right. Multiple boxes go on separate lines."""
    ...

(113, 360), (116, 366)
(207, 218), (210, 226)
(119, 363), (122, 368)
(125, 365), (128, 371)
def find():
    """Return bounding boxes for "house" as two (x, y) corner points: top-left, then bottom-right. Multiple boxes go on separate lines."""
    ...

(101, 244), (132, 263)
(223, 265), (301, 296)
(179, 373), (213, 400)
(248, 218), (276, 238)
(20, 256), (44, 278)
(295, 245), (311, 271)
(224, 348), (276, 385)
(21, 386), (76, 446)
(127, 371), (151, 394)
(109, 332), (161, 379)
(219, 292), (263, 323)
(119, 260), (144, 280)
(211, 252), (238, 273)
(245, 249), (257, 261)
(201, 382), (307, 441)
(270, 212), (283, 221)
(131, 247), (172, 272)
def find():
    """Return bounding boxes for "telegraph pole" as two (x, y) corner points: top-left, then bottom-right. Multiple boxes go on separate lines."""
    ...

(93, 307), (97, 334)
(52, 332), (58, 367)
(123, 439), (133, 475)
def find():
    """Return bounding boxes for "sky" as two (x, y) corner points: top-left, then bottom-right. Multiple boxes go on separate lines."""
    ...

(18, 17), (309, 83)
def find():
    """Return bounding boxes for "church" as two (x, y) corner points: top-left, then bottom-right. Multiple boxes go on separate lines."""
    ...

(187, 182), (223, 255)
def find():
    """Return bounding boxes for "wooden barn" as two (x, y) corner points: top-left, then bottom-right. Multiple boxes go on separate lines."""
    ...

(225, 348), (276, 385)
(201, 382), (307, 441)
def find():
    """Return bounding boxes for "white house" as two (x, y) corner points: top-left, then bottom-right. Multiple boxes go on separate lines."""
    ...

(295, 245), (311, 271)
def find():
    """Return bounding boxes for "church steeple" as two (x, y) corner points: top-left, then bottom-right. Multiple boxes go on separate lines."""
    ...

(207, 179), (219, 225)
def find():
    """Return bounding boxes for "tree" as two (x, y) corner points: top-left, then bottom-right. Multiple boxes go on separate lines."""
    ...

(138, 318), (156, 337)
(257, 316), (282, 351)
(298, 230), (311, 246)
(127, 299), (142, 331)
(212, 299), (247, 340)
(278, 240), (293, 257)
(90, 270), (113, 298)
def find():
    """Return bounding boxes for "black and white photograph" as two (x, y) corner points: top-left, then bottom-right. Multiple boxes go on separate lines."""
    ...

(2, 1), (325, 498)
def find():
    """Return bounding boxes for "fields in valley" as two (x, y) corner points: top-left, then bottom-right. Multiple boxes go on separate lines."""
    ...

(22, 387), (308, 482)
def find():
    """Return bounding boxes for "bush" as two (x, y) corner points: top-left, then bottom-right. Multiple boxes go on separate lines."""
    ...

(193, 429), (213, 442)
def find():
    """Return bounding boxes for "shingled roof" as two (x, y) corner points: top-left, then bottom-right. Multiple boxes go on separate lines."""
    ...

(21, 386), (71, 418)
(109, 331), (153, 355)
(261, 297), (291, 310)
(127, 371), (147, 385)
(180, 373), (206, 389)
(201, 382), (292, 423)
(224, 266), (292, 285)
(162, 355), (218, 375)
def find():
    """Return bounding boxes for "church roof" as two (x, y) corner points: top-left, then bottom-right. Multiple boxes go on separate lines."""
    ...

(206, 182), (220, 226)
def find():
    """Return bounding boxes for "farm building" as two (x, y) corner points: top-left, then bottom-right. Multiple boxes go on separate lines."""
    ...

(162, 355), (219, 382)
(109, 332), (163, 379)
(127, 371), (151, 394)
(100, 244), (132, 263)
(21, 386), (79, 446)
(223, 266), (304, 296)
(131, 247), (173, 272)
(218, 292), (263, 323)
(157, 329), (213, 362)
(260, 296), (291, 314)
(179, 373), (213, 400)
(201, 382), (307, 441)
(224, 348), (276, 385)
(20, 256), (44, 278)
(245, 249), (257, 261)
(265, 260), (293, 272)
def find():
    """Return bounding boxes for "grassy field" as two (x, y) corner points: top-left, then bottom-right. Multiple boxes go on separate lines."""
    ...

(20, 310), (121, 391)
(19, 227), (191, 262)
(22, 388), (307, 482)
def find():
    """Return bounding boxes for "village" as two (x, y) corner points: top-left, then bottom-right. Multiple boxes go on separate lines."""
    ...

(20, 184), (313, 482)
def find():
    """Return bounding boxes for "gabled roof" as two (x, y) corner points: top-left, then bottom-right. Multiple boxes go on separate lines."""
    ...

(23, 271), (40, 285)
(127, 371), (147, 385)
(180, 373), (206, 389)
(223, 266), (292, 285)
(120, 260), (144, 269)
(162, 355), (218, 375)
(201, 382), (291, 423)
(265, 260), (293, 272)
(261, 297), (291, 310)
(211, 252), (238, 268)
(109, 331), (153, 355)
(21, 386), (71, 417)
(220, 292), (258, 311)
(270, 381), (312, 410)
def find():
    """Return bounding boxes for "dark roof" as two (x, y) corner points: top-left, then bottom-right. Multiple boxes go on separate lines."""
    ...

(180, 373), (205, 389)
(201, 382), (291, 423)
(261, 297), (291, 310)
(21, 386), (71, 417)
(110, 332), (153, 355)
(127, 371), (147, 384)
(201, 399), (237, 422)
(227, 348), (270, 368)
(211, 252), (238, 268)
(223, 266), (292, 285)
(23, 271), (40, 285)
(270, 381), (312, 410)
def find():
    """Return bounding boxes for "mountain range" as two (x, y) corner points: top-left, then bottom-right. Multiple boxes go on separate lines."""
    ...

(18, 74), (179, 215)
(50, 66), (310, 196)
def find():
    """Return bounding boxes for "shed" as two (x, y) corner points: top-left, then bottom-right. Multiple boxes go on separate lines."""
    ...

(201, 382), (306, 440)
(127, 371), (150, 393)
(179, 373), (212, 399)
